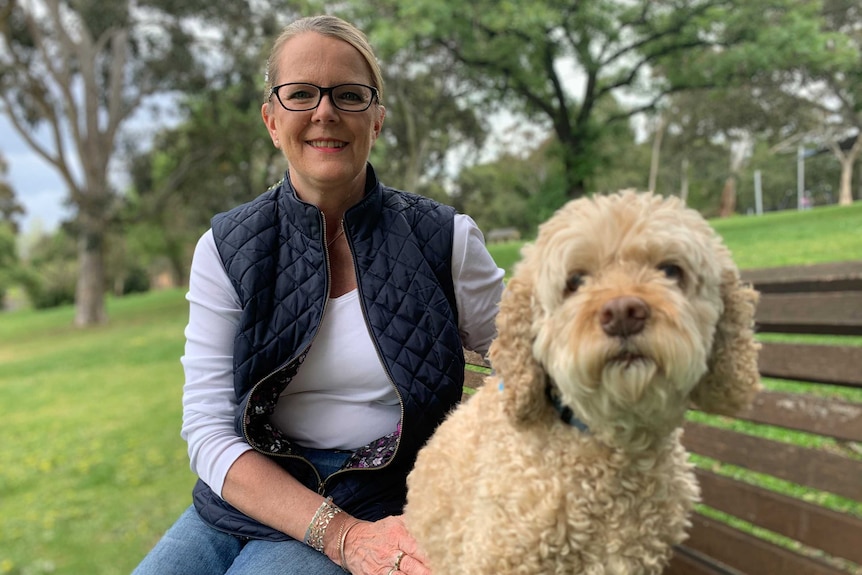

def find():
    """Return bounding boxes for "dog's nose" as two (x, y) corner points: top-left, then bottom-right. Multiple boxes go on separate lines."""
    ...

(600, 296), (650, 337)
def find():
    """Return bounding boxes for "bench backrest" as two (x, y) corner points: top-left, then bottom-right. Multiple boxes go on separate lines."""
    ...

(462, 259), (862, 575)
(667, 259), (862, 575)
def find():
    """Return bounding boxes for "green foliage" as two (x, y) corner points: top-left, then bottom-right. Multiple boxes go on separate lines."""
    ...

(0, 154), (25, 234)
(0, 222), (18, 302)
(123, 77), (283, 284)
(454, 152), (544, 234)
(360, 0), (844, 201)
(455, 96), (649, 236)
(370, 53), (488, 193)
(668, 0), (858, 87)
(17, 230), (78, 310)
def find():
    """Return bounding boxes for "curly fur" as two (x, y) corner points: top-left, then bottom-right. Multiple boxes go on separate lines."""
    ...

(405, 191), (761, 574)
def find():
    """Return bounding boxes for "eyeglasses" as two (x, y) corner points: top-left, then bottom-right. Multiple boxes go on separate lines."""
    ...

(269, 82), (379, 112)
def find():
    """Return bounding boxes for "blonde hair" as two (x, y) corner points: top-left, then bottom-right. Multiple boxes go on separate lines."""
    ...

(264, 15), (384, 106)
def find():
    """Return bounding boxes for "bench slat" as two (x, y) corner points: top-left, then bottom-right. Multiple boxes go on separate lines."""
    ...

(755, 292), (862, 335)
(730, 389), (862, 441)
(675, 514), (853, 575)
(682, 422), (862, 500)
(741, 260), (862, 294)
(695, 469), (862, 564)
(759, 342), (862, 388)
(667, 545), (744, 575)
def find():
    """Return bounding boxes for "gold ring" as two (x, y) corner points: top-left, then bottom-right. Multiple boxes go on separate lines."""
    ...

(394, 550), (405, 569)
(387, 568), (397, 575)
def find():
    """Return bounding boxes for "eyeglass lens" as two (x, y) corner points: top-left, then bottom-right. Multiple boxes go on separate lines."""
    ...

(274, 83), (375, 112)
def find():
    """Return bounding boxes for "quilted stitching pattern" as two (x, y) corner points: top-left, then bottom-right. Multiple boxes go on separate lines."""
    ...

(197, 167), (465, 540)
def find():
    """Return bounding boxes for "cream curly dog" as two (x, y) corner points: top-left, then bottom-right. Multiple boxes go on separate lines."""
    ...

(405, 191), (761, 574)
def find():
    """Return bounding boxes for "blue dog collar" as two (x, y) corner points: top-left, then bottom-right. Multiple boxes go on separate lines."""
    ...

(498, 377), (589, 433)
(546, 384), (590, 433)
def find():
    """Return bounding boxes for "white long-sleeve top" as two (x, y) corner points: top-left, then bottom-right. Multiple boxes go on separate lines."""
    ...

(181, 214), (504, 498)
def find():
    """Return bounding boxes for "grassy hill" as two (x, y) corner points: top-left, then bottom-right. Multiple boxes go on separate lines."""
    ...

(487, 201), (862, 275)
(1, 202), (860, 574)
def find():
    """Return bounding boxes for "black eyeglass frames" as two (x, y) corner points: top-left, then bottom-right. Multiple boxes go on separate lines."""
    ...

(269, 82), (379, 112)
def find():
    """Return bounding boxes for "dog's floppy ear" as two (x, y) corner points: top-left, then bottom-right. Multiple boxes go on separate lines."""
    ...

(489, 266), (548, 422)
(689, 264), (761, 415)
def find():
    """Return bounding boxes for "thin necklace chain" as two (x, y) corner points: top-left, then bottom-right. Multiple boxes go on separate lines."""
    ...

(327, 225), (345, 248)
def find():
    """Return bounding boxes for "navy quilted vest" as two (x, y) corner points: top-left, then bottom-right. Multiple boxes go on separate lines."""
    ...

(192, 165), (465, 541)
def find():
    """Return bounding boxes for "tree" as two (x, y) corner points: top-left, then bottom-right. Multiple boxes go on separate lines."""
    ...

(364, 48), (487, 196)
(663, 0), (858, 210)
(358, 1), (766, 199)
(16, 226), (78, 309)
(453, 150), (552, 236)
(0, 152), (23, 307)
(0, 221), (17, 305)
(0, 152), (24, 232)
(742, 139), (843, 212)
(826, 135), (862, 205)
(125, 81), (283, 286)
(120, 3), (302, 286)
(0, 0), (258, 325)
(359, 0), (854, 215)
(800, 0), (862, 205)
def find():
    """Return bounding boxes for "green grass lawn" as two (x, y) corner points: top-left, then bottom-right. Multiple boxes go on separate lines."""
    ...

(1, 201), (860, 574)
(487, 201), (862, 275)
(0, 289), (196, 575)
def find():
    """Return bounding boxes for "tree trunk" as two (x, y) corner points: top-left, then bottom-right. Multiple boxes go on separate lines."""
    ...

(680, 157), (690, 203)
(648, 115), (668, 193)
(166, 239), (189, 287)
(563, 146), (587, 200)
(839, 158), (853, 206)
(837, 137), (862, 206)
(74, 228), (107, 326)
(720, 176), (737, 217)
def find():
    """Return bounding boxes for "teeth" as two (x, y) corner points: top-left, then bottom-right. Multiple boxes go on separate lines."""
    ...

(309, 140), (345, 148)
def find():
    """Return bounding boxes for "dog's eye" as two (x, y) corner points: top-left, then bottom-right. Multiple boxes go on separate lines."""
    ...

(565, 273), (585, 294)
(658, 263), (684, 283)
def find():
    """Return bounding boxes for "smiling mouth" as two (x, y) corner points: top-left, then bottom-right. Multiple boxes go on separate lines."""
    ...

(308, 140), (346, 149)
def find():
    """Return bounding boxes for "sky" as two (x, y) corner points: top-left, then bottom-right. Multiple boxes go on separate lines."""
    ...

(1, 115), (72, 234)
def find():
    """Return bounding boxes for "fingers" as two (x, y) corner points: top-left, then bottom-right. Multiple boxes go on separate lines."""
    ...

(383, 550), (430, 575)
(394, 551), (431, 575)
(341, 516), (432, 575)
(386, 516), (430, 565)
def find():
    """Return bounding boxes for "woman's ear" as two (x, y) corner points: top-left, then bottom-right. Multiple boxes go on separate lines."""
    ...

(371, 105), (385, 142)
(261, 102), (280, 148)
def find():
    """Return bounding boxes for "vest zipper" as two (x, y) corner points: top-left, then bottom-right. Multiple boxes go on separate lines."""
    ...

(239, 213), (336, 492)
(239, 215), (405, 497)
(316, 219), (405, 492)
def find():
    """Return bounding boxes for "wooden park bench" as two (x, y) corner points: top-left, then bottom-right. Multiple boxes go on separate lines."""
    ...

(462, 259), (862, 575)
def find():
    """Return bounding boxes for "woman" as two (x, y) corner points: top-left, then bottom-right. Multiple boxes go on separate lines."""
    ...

(132, 14), (504, 575)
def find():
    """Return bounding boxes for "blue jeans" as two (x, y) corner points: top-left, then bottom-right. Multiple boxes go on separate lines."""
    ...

(132, 448), (352, 575)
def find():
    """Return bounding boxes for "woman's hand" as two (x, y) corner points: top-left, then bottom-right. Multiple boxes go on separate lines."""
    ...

(328, 515), (431, 575)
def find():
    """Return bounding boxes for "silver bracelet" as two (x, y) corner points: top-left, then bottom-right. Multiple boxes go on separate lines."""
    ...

(304, 497), (342, 553)
(338, 520), (362, 572)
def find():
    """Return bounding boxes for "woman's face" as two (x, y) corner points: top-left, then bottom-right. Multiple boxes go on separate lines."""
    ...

(262, 32), (385, 197)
